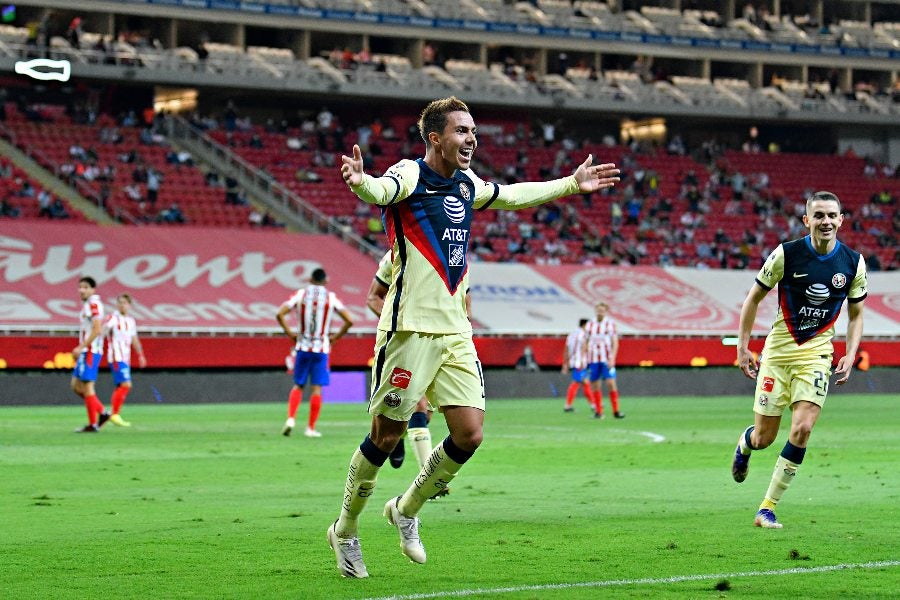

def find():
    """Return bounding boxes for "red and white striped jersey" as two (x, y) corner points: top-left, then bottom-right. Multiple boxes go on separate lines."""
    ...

(104, 312), (138, 364)
(587, 316), (617, 364)
(565, 327), (589, 369)
(79, 294), (104, 354)
(282, 284), (346, 354)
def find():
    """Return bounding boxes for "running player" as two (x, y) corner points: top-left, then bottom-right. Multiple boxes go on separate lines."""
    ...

(327, 96), (620, 578)
(731, 191), (867, 529)
(586, 301), (624, 419)
(562, 318), (597, 414)
(71, 276), (110, 432)
(103, 293), (146, 427)
(277, 268), (353, 437)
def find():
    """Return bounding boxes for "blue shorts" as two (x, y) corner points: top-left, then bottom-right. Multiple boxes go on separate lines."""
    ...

(293, 351), (330, 387)
(111, 361), (132, 385)
(589, 362), (616, 382)
(73, 352), (102, 382)
(569, 367), (587, 383)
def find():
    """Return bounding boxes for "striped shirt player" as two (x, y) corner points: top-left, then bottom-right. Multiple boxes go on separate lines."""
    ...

(732, 191), (867, 530)
(276, 268), (353, 438)
(71, 276), (110, 432)
(102, 293), (146, 427)
(586, 302), (623, 419)
(562, 319), (598, 414)
(327, 96), (621, 579)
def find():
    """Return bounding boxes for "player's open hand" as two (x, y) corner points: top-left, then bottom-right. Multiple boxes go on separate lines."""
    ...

(833, 355), (853, 385)
(573, 154), (620, 193)
(341, 144), (365, 187)
(737, 346), (758, 380)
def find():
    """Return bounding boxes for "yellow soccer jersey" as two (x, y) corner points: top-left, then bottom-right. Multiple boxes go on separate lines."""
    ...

(755, 237), (867, 365)
(352, 158), (577, 334)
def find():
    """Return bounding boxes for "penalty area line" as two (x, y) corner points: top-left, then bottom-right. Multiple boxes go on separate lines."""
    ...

(358, 560), (900, 600)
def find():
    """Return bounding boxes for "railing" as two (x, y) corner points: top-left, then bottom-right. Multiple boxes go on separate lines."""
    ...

(166, 115), (382, 259)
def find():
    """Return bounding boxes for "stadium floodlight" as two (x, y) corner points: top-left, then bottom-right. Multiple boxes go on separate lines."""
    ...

(14, 58), (71, 82)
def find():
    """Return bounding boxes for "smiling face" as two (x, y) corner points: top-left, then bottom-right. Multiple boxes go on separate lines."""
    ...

(803, 198), (843, 251)
(428, 110), (477, 176)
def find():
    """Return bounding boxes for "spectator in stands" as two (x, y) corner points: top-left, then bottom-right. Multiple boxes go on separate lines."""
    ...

(67, 17), (83, 49)
(49, 197), (70, 219)
(124, 183), (142, 202)
(146, 168), (162, 205)
(157, 202), (185, 223)
(224, 175), (239, 204)
(0, 198), (20, 218)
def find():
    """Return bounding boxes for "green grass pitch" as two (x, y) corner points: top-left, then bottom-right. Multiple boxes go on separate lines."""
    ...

(1, 393), (898, 599)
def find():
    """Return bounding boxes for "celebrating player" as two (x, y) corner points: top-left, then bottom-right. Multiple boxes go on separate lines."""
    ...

(71, 276), (111, 433)
(103, 293), (146, 427)
(731, 191), (867, 529)
(326, 96), (620, 578)
(277, 268), (353, 438)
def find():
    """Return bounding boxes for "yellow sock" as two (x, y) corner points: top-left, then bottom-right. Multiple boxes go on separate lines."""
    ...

(398, 441), (463, 517)
(407, 427), (432, 469)
(760, 455), (799, 511)
(335, 449), (380, 537)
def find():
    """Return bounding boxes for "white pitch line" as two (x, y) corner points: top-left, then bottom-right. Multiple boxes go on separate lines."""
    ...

(358, 560), (900, 600)
(638, 431), (666, 443)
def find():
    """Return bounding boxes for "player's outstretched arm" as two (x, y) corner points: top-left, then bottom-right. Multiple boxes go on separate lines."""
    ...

(572, 154), (620, 193)
(340, 144), (365, 187)
(834, 300), (864, 385)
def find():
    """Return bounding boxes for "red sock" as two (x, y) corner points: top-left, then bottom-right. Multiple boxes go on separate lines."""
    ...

(565, 383), (578, 407)
(582, 383), (594, 409)
(610, 390), (620, 413)
(90, 394), (105, 414)
(308, 394), (322, 430)
(593, 389), (604, 415)
(84, 395), (97, 425)
(111, 387), (130, 415)
(287, 388), (302, 418)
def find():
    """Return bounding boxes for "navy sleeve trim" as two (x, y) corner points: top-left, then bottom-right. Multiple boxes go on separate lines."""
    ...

(374, 276), (388, 288)
(386, 176), (401, 205)
(755, 278), (773, 291)
(477, 183), (500, 211)
(848, 293), (867, 304)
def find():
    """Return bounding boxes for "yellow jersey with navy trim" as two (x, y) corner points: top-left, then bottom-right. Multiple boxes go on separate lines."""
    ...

(351, 158), (578, 333)
(755, 236), (867, 365)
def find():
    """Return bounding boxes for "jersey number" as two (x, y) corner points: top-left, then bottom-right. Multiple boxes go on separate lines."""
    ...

(813, 371), (829, 397)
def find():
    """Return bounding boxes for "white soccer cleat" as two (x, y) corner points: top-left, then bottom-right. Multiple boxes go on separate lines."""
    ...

(326, 522), (368, 578)
(282, 418), (295, 437)
(383, 496), (426, 564)
(304, 427), (322, 438)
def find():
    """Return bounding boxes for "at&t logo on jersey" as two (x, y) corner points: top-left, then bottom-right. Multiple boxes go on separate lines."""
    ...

(804, 283), (830, 305)
(390, 367), (412, 389)
(443, 196), (466, 224)
(449, 244), (465, 267)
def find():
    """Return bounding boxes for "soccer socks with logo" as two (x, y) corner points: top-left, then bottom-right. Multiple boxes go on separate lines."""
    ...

(760, 441), (806, 510)
(398, 436), (473, 517)
(335, 436), (388, 537)
(308, 394), (322, 430)
(407, 411), (432, 469)
(287, 388), (302, 419)
(111, 386), (130, 415)
(610, 390), (620, 413)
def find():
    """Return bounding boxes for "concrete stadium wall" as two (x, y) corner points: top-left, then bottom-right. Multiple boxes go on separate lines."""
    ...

(1, 368), (897, 407)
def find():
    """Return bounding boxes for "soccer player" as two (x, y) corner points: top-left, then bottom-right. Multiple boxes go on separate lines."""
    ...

(731, 191), (867, 529)
(327, 96), (620, 578)
(103, 293), (147, 427)
(366, 250), (471, 486)
(71, 276), (110, 433)
(277, 267), (353, 438)
(562, 318), (597, 414)
(586, 301), (624, 419)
